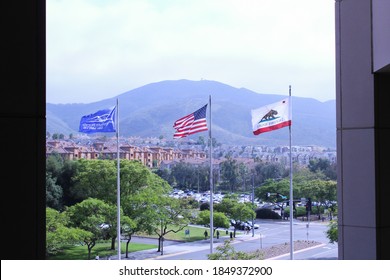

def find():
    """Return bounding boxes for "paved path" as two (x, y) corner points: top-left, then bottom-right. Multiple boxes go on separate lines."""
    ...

(107, 233), (255, 260)
(104, 219), (335, 260)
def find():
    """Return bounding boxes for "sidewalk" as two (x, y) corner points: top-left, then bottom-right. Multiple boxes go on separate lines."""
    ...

(104, 218), (332, 260)
(107, 233), (257, 260)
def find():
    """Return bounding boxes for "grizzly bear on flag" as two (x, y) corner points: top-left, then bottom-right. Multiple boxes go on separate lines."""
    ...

(260, 109), (278, 122)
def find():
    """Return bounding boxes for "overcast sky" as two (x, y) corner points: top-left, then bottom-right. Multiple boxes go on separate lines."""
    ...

(47, 0), (336, 104)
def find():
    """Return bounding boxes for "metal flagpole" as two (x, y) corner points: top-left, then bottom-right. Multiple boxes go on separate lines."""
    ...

(288, 86), (294, 260)
(116, 98), (121, 260)
(252, 174), (255, 237)
(209, 95), (214, 254)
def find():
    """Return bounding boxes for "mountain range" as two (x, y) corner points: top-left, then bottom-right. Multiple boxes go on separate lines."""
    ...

(46, 79), (336, 148)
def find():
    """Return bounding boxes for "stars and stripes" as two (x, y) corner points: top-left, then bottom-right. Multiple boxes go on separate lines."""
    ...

(173, 104), (208, 138)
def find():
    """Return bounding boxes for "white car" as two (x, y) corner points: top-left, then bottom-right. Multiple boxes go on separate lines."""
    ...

(246, 221), (259, 229)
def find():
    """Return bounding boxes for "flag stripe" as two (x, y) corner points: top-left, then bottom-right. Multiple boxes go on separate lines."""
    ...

(175, 119), (206, 132)
(174, 117), (195, 130)
(253, 120), (291, 135)
(173, 104), (208, 138)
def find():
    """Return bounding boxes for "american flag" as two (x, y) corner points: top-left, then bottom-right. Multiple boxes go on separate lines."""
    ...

(173, 104), (208, 139)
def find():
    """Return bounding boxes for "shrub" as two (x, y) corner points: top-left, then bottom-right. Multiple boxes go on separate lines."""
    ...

(326, 220), (338, 243)
(208, 240), (264, 260)
(284, 206), (306, 217)
(256, 208), (282, 219)
(200, 202), (210, 211)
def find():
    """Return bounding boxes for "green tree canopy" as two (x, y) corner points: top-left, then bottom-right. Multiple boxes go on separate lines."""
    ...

(255, 179), (290, 204)
(46, 172), (63, 210)
(66, 198), (114, 259)
(308, 158), (337, 180)
(71, 159), (117, 203)
(326, 220), (338, 244)
(152, 196), (192, 252)
(197, 210), (230, 236)
(220, 157), (239, 192)
(214, 196), (255, 237)
(46, 207), (91, 256)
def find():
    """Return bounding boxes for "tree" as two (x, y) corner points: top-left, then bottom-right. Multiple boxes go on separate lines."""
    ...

(46, 207), (91, 256)
(119, 160), (172, 252)
(46, 154), (80, 207)
(71, 159), (117, 203)
(255, 162), (286, 183)
(214, 196), (255, 237)
(308, 158), (337, 180)
(220, 157), (239, 192)
(293, 165), (327, 183)
(46, 172), (63, 210)
(46, 153), (64, 179)
(300, 180), (337, 219)
(170, 162), (196, 189)
(99, 203), (134, 251)
(255, 179), (289, 205)
(121, 217), (137, 259)
(197, 136), (205, 146)
(238, 163), (249, 192)
(207, 137), (219, 147)
(154, 168), (175, 186)
(153, 197), (192, 253)
(56, 159), (79, 207)
(197, 210), (230, 237)
(66, 198), (113, 259)
(326, 220), (338, 244)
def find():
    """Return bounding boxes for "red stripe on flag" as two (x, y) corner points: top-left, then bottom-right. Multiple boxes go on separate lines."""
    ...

(173, 104), (208, 139)
(253, 120), (291, 135)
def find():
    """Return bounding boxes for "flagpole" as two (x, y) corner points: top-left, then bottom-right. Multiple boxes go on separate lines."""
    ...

(288, 86), (294, 260)
(209, 95), (214, 254)
(116, 98), (121, 260)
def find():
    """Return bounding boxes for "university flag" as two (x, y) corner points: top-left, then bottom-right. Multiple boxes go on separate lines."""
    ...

(251, 97), (291, 135)
(173, 104), (208, 138)
(79, 106), (116, 133)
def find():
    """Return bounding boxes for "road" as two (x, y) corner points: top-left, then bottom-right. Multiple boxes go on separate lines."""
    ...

(129, 219), (338, 260)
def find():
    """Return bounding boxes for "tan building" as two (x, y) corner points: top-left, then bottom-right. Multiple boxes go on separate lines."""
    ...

(46, 140), (206, 169)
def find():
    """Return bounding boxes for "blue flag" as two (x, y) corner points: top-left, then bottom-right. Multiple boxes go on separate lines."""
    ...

(79, 106), (116, 133)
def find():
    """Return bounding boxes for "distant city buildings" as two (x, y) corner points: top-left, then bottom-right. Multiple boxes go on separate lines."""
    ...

(46, 136), (336, 169)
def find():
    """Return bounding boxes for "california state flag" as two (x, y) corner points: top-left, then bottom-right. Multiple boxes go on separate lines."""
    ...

(251, 97), (292, 135)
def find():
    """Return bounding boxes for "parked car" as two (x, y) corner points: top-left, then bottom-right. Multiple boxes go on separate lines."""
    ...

(236, 221), (252, 230)
(246, 221), (259, 229)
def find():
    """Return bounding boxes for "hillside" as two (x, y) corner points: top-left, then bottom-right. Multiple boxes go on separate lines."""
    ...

(46, 79), (336, 147)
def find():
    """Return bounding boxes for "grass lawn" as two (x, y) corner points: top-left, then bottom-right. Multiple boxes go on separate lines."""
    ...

(48, 226), (237, 260)
(48, 242), (157, 260)
(141, 225), (233, 242)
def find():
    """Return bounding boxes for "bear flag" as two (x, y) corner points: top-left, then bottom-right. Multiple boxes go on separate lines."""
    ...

(251, 97), (291, 135)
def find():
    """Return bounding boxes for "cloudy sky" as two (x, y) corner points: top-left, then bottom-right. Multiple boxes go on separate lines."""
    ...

(47, 0), (335, 104)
